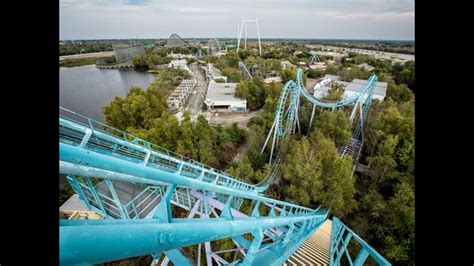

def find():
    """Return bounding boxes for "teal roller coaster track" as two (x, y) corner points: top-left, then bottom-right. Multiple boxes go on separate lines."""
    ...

(59, 68), (388, 265)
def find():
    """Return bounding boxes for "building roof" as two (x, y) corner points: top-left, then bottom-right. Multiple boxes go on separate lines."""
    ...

(322, 74), (341, 81)
(204, 63), (222, 79)
(206, 82), (245, 103)
(211, 65), (222, 78)
(358, 63), (375, 71)
(281, 60), (296, 68)
(170, 59), (187, 65)
(346, 79), (387, 97)
(313, 75), (387, 98)
(264, 76), (282, 83)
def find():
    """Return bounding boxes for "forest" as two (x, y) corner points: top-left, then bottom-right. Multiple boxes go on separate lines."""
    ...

(59, 39), (158, 55)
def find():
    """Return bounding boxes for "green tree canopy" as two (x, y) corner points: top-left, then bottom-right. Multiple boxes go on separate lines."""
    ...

(279, 132), (356, 217)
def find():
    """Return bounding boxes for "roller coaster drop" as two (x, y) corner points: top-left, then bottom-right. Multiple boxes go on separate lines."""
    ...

(59, 68), (388, 265)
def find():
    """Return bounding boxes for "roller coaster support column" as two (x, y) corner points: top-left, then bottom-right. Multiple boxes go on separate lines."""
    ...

(261, 118), (278, 165)
(239, 228), (264, 265)
(153, 184), (176, 222)
(307, 103), (317, 136)
(293, 89), (301, 135)
(349, 101), (359, 126)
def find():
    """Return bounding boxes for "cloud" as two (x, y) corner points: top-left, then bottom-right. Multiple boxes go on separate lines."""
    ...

(60, 0), (414, 40)
(123, 0), (151, 6)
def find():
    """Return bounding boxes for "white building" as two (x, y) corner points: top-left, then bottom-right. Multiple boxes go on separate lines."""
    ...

(313, 75), (387, 101)
(169, 59), (187, 69)
(204, 81), (247, 112)
(358, 63), (375, 71)
(168, 52), (195, 59)
(281, 60), (296, 69)
(298, 61), (308, 69)
(309, 62), (327, 71)
(264, 76), (282, 83)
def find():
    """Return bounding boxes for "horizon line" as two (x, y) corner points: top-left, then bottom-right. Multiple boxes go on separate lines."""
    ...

(60, 37), (415, 42)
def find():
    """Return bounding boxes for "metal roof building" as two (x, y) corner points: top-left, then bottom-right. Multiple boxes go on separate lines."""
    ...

(313, 75), (387, 101)
(204, 81), (246, 112)
(358, 63), (375, 71)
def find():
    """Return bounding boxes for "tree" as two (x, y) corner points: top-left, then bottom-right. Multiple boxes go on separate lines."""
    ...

(325, 64), (339, 75)
(313, 110), (351, 147)
(391, 60), (415, 92)
(323, 83), (345, 102)
(387, 82), (413, 102)
(132, 54), (148, 69)
(338, 66), (370, 82)
(280, 67), (304, 84)
(176, 112), (197, 159)
(280, 138), (323, 207)
(193, 115), (217, 166)
(235, 77), (277, 110)
(227, 156), (254, 183)
(307, 68), (323, 79)
(221, 67), (242, 82)
(381, 182), (415, 263)
(102, 87), (166, 131)
(278, 132), (357, 217)
(144, 112), (180, 151)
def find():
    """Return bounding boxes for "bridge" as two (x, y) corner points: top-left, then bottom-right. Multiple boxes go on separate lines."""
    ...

(59, 68), (389, 265)
(95, 61), (135, 69)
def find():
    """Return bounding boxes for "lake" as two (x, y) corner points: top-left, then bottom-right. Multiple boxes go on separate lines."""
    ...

(60, 65), (155, 122)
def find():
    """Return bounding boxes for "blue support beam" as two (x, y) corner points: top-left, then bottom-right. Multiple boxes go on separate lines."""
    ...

(67, 175), (91, 210)
(239, 228), (264, 265)
(60, 215), (326, 265)
(84, 176), (106, 215)
(105, 180), (128, 219)
(153, 184), (176, 223)
(353, 248), (369, 265)
(221, 195), (234, 220)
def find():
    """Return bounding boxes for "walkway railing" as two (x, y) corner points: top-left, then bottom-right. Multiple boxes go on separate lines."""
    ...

(330, 217), (391, 266)
(60, 107), (257, 193)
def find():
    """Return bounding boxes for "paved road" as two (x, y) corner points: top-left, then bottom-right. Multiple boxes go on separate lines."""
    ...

(60, 51), (115, 61)
(186, 63), (208, 120)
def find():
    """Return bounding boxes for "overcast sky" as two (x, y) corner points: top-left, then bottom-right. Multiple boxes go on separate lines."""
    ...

(60, 0), (414, 40)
